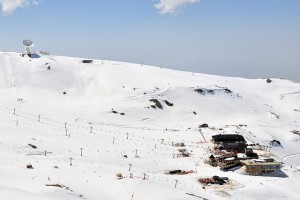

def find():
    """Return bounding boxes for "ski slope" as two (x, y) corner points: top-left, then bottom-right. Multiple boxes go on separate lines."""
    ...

(0, 51), (299, 200)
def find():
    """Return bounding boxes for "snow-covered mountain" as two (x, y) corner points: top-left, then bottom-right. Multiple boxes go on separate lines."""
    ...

(0, 51), (299, 200)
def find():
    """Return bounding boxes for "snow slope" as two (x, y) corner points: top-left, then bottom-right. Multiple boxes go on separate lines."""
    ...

(0, 51), (299, 200)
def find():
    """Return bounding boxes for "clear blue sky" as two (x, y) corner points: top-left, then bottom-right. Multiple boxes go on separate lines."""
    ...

(1, 0), (300, 81)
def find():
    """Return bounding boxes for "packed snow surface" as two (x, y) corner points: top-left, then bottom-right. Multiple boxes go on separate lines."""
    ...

(0, 52), (300, 200)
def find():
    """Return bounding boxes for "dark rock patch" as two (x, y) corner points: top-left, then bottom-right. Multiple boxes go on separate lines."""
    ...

(199, 123), (209, 128)
(28, 144), (37, 149)
(26, 164), (33, 169)
(150, 99), (163, 109)
(291, 130), (300, 136)
(82, 60), (93, 64)
(164, 100), (173, 107)
(270, 140), (281, 147)
(207, 90), (214, 94)
(224, 88), (232, 93)
(195, 88), (204, 94)
(269, 112), (280, 119)
(111, 109), (118, 114)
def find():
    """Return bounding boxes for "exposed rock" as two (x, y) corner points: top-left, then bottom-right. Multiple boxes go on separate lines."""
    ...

(26, 164), (33, 169)
(291, 130), (300, 136)
(82, 60), (93, 64)
(164, 100), (173, 107)
(199, 123), (209, 128)
(224, 88), (232, 93)
(207, 90), (214, 94)
(28, 144), (37, 149)
(150, 99), (163, 109)
(174, 142), (185, 147)
(112, 109), (118, 114)
(195, 88), (204, 94)
(269, 112), (280, 119)
(169, 170), (182, 175)
(270, 140), (281, 147)
(46, 184), (63, 188)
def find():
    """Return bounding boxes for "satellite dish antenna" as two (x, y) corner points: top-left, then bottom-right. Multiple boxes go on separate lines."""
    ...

(23, 39), (34, 57)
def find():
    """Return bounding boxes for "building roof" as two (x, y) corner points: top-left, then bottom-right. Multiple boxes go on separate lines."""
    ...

(212, 134), (245, 143)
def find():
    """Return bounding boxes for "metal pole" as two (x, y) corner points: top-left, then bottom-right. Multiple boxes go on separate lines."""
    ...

(199, 129), (207, 143)
(129, 164), (132, 171)
(175, 180), (178, 188)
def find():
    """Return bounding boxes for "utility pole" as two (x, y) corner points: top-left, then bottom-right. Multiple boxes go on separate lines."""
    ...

(199, 129), (207, 143)
(80, 148), (83, 156)
(128, 163), (132, 171)
(174, 179), (179, 188)
(69, 158), (73, 166)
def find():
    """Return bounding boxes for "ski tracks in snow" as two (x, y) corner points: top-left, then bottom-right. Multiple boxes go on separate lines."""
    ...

(0, 53), (16, 88)
(282, 153), (300, 163)
(0, 53), (10, 87)
(280, 91), (300, 96)
(123, 83), (171, 100)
